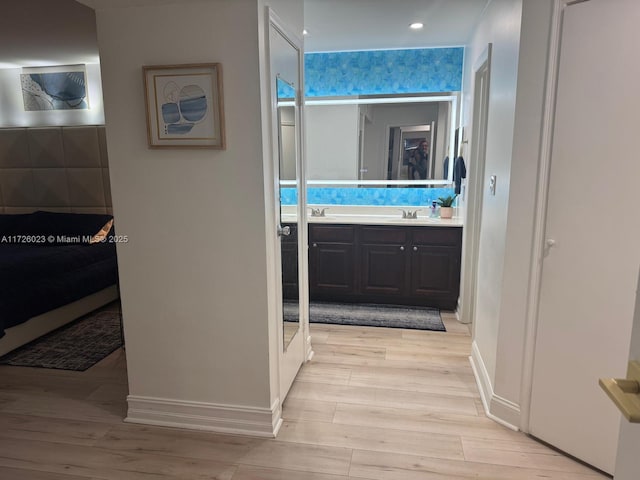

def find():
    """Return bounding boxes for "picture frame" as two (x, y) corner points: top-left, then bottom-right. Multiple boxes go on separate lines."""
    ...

(142, 63), (225, 149)
(21, 64), (89, 111)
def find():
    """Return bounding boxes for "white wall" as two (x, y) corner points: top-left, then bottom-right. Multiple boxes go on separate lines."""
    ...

(463, 0), (523, 389)
(0, 0), (103, 127)
(464, 0), (554, 427)
(91, 0), (285, 424)
(494, 0), (553, 410)
(0, 0), (99, 68)
(0, 64), (105, 127)
(305, 104), (359, 180)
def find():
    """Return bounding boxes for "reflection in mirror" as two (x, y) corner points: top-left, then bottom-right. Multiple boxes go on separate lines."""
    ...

(281, 222), (299, 348)
(388, 124), (435, 180)
(277, 78), (296, 182)
(276, 76), (300, 351)
(305, 97), (457, 184)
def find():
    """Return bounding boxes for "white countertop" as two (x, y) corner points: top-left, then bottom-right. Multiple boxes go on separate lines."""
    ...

(280, 205), (463, 227)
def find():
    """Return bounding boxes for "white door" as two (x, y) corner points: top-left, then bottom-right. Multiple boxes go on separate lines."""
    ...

(268, 12), (306, 400)
(529, 0), (640, 474)
(612, 270), (640, 479)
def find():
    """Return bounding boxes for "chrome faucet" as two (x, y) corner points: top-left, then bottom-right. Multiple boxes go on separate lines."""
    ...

(400, 209), (420, 219)
(310, 207), (328, 217)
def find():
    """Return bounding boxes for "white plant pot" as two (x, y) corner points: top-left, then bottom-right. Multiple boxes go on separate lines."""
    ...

(440, 207), (453, 219)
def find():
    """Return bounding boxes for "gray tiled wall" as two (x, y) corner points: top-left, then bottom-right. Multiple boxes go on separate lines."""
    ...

(0, 126), (112, 214)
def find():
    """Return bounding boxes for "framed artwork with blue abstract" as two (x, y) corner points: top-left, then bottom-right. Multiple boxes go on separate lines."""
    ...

(21, 65), (89, 111)
(142, 63), (225, 149)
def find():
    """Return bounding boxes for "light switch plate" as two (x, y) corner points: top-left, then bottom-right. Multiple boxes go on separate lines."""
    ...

(489, 175), (497, 195)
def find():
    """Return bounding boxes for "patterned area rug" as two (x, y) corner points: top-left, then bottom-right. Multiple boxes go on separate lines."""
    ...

(285, 301), (445, 332)
(0, 309), (123, 371)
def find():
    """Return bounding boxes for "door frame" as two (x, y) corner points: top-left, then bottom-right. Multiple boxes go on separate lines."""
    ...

(519, 0), (582, 433)
(459, 43), (491, 328)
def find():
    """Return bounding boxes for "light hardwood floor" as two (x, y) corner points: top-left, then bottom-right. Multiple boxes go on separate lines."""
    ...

(0, 313), (607, 479)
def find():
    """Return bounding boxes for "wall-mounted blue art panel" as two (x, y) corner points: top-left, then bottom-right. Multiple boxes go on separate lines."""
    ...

(305, 48), (463, 97)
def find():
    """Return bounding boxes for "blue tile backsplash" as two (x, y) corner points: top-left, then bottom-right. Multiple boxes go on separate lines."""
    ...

(305, 48), (463, 97)
(281, 187), (456, 207)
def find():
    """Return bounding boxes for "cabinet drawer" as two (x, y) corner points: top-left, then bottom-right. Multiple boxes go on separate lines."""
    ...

(309, 224), (355, 243)
(361, 226), (408, 244)
(412, 227), (462, 246)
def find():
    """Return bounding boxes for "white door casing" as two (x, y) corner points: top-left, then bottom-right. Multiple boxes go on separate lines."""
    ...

(461, 43), (491, 329)
(528, 0), (640, 473)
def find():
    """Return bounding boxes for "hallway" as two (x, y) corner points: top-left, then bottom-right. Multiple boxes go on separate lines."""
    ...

(0, 315), (606, 479)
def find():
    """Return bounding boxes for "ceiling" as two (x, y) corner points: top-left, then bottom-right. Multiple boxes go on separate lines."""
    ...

(304, 0), (490, 52)
(0, 0), (490, 68)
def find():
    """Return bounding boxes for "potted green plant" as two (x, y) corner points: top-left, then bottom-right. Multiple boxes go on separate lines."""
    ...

(436, 194), (457, 219)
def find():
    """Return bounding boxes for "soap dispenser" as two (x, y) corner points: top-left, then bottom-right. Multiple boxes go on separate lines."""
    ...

(430, 201), (438, 218)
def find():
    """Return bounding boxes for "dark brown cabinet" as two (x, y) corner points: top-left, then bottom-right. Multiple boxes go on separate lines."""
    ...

(308, 225), (356, 295)
(281, 223), (299, 299)
(308, 223), (462, 310)
(360, 226), (408, 297)
(408, 227), (463, 307)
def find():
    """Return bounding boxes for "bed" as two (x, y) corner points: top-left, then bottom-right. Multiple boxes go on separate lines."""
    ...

(0, 211), (119, 356)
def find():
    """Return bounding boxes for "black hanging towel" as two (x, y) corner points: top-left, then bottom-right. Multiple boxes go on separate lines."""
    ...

(453, 156), (466, 194)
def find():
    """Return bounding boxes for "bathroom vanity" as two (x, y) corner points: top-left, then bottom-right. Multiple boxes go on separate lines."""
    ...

(281, 212), (462, 310)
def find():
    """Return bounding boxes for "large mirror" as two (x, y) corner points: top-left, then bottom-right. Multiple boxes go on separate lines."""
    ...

(270, 24), (301, 352)
(276, 77), (299, 350)
(304, 96), (459, 184)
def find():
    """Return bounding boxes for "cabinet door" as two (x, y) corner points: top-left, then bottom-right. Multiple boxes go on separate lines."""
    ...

(281, 224), (298, 299)
(409, 245), (461, 301)
(308, 225), (357, 296)
(361, 244), (407, 296)
(309, 242), (356, 294)
(360, 226), (408, 297)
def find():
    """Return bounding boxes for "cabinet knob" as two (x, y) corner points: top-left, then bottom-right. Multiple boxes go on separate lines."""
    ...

(400, 246), (405, 251)
(413, 246), (418, 252)
(312, 243), (317, 248)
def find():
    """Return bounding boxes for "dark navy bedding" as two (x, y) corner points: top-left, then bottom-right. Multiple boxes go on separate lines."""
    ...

(0, 212), (119, 338)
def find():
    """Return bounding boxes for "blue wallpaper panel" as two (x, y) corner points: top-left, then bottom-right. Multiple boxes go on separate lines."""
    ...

(281, 187), (456, 207)
(305, 48), (463, 97)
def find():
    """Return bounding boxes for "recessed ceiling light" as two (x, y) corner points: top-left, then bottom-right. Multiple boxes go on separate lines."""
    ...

(303, 29), (308, 35)
(409, 22), (424, 30)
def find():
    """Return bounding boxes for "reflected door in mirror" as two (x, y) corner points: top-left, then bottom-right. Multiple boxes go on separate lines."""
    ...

(275, 74), (300, 351)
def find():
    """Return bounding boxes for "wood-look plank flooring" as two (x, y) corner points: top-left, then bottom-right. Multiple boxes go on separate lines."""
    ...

(0, 312), (607, 479)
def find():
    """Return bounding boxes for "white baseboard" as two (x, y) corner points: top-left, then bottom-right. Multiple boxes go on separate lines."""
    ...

(469, 341), (520, 431)
(306, 334), (314, 361)
(126, 395), (282, 438)
(455, 298), (472, 325)
(490, 393), (521, 428)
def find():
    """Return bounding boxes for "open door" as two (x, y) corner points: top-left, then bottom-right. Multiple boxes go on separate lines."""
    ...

(529, 0), (640, 473)
(267, 9), (306, 401)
